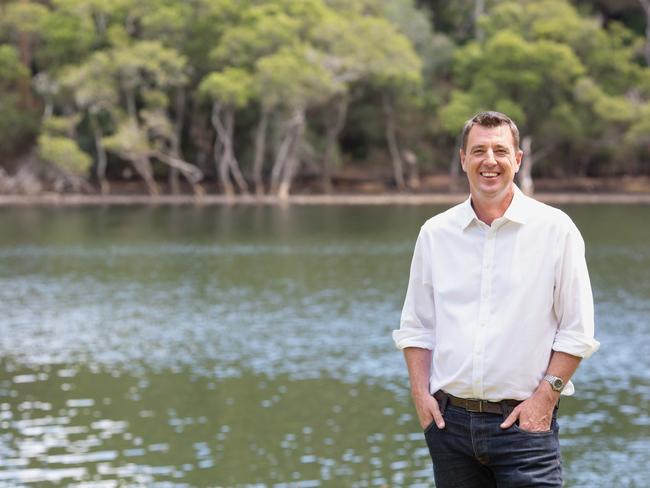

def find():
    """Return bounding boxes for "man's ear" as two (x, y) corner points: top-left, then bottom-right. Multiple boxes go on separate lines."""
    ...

(515, 149), (523, 173)
(460, 149), (467, 172)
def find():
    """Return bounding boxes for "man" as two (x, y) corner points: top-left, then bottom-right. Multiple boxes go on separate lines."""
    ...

(393, 111), (599, 487)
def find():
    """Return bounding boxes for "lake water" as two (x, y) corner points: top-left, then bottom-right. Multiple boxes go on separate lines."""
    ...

(0, 204), (648, 487)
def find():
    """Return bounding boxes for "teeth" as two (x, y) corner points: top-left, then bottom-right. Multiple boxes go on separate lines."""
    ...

(481, 172), (498, 177)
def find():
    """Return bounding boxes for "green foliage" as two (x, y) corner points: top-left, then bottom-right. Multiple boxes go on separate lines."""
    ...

(0, 92), (39, 159)
(256, 44), (342, 110)
(574, 78), (635, 124)
(373, 0), (455, 80)
(113, 41), (188, 92)
(0, 44), (37, 159)
(2, 0), (650, 185)
(438, 0), (649, 178)
(0, 44), (28, 88)
(480, 0), (643, 95)
(42, 115), (82, 136)
(37, 134), (92, 175)
(36, 10), (95, 67)
(1, 2), (49, 37)
(210, 3), (304, 70)
(438, 91), (478, 134)
(102, 120), (151, 158)
(59, 51), (118, 112)
(198, 68), (255, 108)
(446, 30), (585, 133)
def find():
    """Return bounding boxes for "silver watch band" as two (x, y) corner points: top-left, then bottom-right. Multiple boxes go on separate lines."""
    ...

(543, 374), (564, 392)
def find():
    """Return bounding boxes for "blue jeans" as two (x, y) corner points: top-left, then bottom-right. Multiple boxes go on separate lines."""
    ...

(423, 403), (562, 487)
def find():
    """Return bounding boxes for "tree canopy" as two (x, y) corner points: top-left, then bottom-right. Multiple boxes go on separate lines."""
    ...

(1, 0), (650, 196)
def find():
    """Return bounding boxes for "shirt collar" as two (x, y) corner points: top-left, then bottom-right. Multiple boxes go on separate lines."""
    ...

(457, 185), (528, 230)
(503, 185), (528, 225)
(457, 196), (477, 230)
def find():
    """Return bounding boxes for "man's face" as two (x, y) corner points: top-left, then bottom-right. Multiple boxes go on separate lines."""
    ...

(460, 124), (523, 201)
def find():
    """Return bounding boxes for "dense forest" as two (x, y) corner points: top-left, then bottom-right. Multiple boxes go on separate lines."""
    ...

(1, 0), (650, 197)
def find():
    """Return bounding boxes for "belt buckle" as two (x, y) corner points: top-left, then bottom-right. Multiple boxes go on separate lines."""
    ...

(465, 399), (483, 413)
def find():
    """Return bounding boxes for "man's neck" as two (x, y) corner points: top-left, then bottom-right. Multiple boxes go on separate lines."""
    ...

(471, 187), (515, 226)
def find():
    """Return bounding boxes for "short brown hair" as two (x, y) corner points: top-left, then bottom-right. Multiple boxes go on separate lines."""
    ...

(460, 111), (520, 151)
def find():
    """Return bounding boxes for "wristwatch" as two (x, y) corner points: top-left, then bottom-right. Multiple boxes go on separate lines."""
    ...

(543, 374), (565, 392)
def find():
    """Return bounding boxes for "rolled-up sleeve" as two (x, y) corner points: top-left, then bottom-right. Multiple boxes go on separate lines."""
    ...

(392, 228), (436, 350)
(552, 221), (600, 358)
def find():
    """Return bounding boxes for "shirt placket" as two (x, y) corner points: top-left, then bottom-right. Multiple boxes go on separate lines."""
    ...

(472, 225), (497, 399)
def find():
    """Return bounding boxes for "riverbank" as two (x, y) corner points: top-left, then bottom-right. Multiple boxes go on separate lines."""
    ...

(2, 191), (650, 206)
(2, 175), (650, 205)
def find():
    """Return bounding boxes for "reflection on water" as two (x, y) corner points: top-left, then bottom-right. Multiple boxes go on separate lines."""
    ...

(0, 204), (649, 487)
(0, 364), (432, 487)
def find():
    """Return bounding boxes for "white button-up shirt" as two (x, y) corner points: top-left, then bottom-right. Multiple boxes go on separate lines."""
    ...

(393, 186), (599, 401)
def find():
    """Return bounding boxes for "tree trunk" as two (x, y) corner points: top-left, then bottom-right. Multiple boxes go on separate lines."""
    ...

(519, 135), (534, 196)
(43, 99), (54, 120)
(125, 87), (138, 121)
(253, 109), (269, 196)
(223, 109), (249, 194)
(640, 0), (650, 65)
(211, 102), (234, 197)
(168, 87), (186, 195)
(270, 114), (298, 195)
(189, 100), (212, 172)
(17, 0), (34, 109)
(154, 151), (204, 196)
(382, 93), (406, 191)
(321, 95), (349, 193)
(449, 134), (462, 192)
(277, 109), (305, 200)
(403, 149), (420, 190)
(474, 0), (485, 42)
(133, 155), (160, 196)
(93, 11), (107, 37)
(90, 114), (109, 194)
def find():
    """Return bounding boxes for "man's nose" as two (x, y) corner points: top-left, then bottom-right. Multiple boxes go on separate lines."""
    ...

(484, 149), (497, 163)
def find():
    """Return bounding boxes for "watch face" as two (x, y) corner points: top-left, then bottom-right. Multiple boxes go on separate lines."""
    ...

(553, 379), (563, 390)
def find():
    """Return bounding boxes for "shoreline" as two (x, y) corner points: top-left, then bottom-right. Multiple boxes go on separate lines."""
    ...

(1, 192), (650, 206)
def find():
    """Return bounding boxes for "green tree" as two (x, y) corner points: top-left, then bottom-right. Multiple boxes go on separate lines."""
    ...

(103, 41), (201, 195)
(440, 0), (647, 191)
(0, 0), (48, 108)
(59, 51), (117, 192)
(199, 68), (254, 197)
(257, 44), (342, 198)
(0, 43), (38, 160)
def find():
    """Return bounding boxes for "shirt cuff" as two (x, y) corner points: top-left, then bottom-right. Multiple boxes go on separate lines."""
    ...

(392, 328), (434, 350)
(552, 331), (600, 359)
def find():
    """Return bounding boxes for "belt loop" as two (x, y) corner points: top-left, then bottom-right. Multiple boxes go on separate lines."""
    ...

(433, 390), (449, 414)
(439, 392), (449, 414)
(500, 400), (514, 420)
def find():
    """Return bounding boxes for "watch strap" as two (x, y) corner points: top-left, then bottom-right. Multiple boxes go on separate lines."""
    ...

(543, 374), (565, 392)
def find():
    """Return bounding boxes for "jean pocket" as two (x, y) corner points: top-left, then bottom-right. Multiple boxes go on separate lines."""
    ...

(423, 419), (437, 434)
(512, 417), (556, 436)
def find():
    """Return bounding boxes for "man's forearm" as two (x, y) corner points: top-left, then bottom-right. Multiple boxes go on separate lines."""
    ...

(403, 347), (432, 396)
(403, 346), (445, 429)
(537, 350), (582, 398)
(546, 350), (582, 382)
(501, 350), (582, 430)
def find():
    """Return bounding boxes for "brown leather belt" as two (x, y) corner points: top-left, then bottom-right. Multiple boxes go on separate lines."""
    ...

(434, 390), (521, 415)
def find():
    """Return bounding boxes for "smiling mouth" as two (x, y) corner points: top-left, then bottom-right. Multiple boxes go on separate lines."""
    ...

(480, 172), (500, 178)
